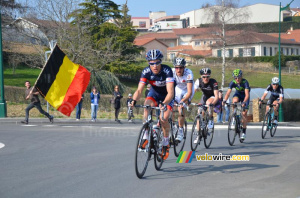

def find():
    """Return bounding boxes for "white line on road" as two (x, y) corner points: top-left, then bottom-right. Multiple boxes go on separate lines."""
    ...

(0, 143), (5, 149)
(188, 126), (300, 130)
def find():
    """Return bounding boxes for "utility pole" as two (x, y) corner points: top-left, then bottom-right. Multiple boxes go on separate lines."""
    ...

(0, 7), (7, 117)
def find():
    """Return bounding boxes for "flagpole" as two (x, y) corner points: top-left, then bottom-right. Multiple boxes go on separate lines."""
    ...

(0, 7), (7, 117)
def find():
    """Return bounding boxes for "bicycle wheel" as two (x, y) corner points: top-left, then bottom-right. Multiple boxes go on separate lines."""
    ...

(173, 121), (187, 157)
(270, 120), (278, 137)
(204, 119), (214, 149)
(261, 113), (270, 139)
(228, 115), (237, 146)
(191, 116), (201, 151)
(154, 128), (164, 170)
(135, 123), (151, 179)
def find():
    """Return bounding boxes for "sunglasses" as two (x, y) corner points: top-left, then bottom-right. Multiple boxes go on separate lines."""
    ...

(149, 61), (161, 66)
(202, 76), (210, 79)
(234, 77), (240, 79)
(175, 67), (184, 70)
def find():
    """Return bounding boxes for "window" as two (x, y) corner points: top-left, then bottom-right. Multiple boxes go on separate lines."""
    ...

(204, 41), (207, 45)
(210, 41), (213, 44)
(195, 41), (200, 46)
(139, 21), (146, 28)
(297, 49), (299, 55)
(270, 47), (272, 56)
(264, 47), (267, 56)
(291, 48), (294, 55)
(241, 47), (255, 57)
(286, 48), (289, 55)
(275, 47), (278, 54)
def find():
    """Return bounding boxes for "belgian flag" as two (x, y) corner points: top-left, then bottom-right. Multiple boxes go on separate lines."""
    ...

(35, 45), (90, 116)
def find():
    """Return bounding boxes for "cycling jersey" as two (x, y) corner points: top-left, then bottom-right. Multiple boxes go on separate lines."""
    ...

(194, 78), (218, 98)
(228, 79), (251, 93)
(228, 78), (251, 109)
(264, 84), (284, 99)
(140, 64), (174, 96)
(172, 68), (195, 103)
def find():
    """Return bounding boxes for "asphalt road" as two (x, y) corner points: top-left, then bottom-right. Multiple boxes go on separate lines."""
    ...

(0, 122), (299, 198)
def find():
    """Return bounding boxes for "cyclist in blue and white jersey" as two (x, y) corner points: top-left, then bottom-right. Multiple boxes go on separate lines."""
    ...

(223, 69), (250, 140)
(172, 57), (194, 142)
(131, 49), (174, 160)
(259, 77), (284, 125)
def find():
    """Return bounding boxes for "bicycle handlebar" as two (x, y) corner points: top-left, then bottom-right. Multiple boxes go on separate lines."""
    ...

(190, 103), (209, 107)
(174, 103), (184, 117)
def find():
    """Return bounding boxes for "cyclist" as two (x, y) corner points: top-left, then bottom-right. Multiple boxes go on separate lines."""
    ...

(223, 69), (250, 140)
(259, 77), (284, 125)
(131, 49), (174, 160)
(194, 68), (219, 143)
(172, 57), (194, 142)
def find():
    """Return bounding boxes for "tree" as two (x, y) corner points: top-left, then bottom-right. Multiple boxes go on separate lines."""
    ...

(204, 0), (250, 89)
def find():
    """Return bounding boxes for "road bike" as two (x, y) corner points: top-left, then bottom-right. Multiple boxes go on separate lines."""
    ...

(190, 103), (214, 151)
(134, 104), (165, 179)
(170, 103), (187, 157)
(227, 102), (245, 146)
(260, 102), (278, 139)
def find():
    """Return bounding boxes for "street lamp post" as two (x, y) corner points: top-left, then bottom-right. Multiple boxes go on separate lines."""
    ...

(0, 7), (7, 118)
(278, 0), (294, 122)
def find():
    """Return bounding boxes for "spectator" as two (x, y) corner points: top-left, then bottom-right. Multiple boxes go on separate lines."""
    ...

(113, 85), (123, 122)
(21, 81), (53, 124)
(145, 84), (151, 98)
(127, 93), (134, 122)
(224, 98), (231, 123)
(217, 90), (223, 123)
(76, 94), (84, 121)
(90, 87), (100, 122)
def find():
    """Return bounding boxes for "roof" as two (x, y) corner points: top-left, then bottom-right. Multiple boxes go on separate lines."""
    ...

(136, 32), (177, 39)
(168, 45), (193, 51)
(134, 38), (168, 47)
(154, 15), (180, 23)
(173, 28), (212, 35)
(225, 31), (300, 45)
(131, 17), (150, 19)
(179, 50), (212, 57)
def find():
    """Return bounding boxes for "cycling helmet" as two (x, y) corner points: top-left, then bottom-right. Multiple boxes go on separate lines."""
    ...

(232, 69), (242, 78)
(200, 68), (211, 75)
(146, 49), (163, 61)
(128, 93), (132, 97)
(173, 57), (186, 67)
(271, 77), (280, 85)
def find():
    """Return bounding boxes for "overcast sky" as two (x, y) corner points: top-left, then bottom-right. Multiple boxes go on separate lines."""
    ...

(112, 0), (300, 17)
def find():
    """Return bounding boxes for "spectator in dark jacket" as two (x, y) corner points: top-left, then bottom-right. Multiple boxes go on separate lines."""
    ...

(113, 85), (123, 122)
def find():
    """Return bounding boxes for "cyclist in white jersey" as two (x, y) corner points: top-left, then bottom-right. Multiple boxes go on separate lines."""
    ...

(172, 57), (194, 142)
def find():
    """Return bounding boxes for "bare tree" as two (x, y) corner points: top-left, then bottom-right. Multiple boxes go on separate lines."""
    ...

(204, 0), (250, 89)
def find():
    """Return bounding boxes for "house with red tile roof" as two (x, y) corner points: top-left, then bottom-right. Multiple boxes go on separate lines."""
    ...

(134, 38), (169, 59)
(211, 31), (300, 57)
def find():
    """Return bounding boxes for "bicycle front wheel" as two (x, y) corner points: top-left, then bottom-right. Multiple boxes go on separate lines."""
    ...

(191, 116), (200, 151)
(154, 128), (164, 170)
(228, 115), (237, 146)
(135, 123), (151, 179)
(270, 121), (278, 137)
(262, 113), (270, 139)
(173, 121), (187, 157)
(204, 120), (214, 149)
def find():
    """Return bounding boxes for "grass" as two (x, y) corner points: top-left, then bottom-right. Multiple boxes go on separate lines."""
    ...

(4, 65), (41, 87)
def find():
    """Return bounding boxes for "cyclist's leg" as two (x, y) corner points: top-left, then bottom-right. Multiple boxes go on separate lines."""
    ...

(197, 95), (207, 131)
(206, 96), (215, 119)
(240, 94), (249, 135)
(272, 99), (279, 117)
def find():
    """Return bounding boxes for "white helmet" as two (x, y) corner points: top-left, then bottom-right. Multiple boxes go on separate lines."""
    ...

(128, 93), (132, 97)
(271, 77), (280, 85)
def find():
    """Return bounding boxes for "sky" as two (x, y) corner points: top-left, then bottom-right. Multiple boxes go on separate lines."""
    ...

(112, 0), (300, 17)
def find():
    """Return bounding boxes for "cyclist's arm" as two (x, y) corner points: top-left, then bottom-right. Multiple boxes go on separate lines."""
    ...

(181, 82), (193, 104)
(278, 86), (284, 104)
(194, 79), (199, 92)
(132, 82), (145, 103)
(163, 82), (174, 105)
(212, 89), (219, 105)
(243, 89), (250, 103)
(223, 89), (232, 102)
(260, 92), (268, 101)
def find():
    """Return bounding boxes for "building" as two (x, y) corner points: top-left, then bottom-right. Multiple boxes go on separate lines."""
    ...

(180, 3), (292, 28)
(131, 17), (151, 31)
(134, 38), (169, 59)
(211, 31), (300, 57)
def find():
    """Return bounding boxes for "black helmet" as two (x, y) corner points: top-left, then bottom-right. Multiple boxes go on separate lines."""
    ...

(146, 49), (163, 61)
(173, 57), (186, 67)
(200, 68), (211, 75)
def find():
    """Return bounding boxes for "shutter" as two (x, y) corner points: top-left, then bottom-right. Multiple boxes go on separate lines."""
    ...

(229, 49), (233, 57)
(251, 47), (255, 56)
(217, 50), (221, 57)
(239, 48), (243, 57)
